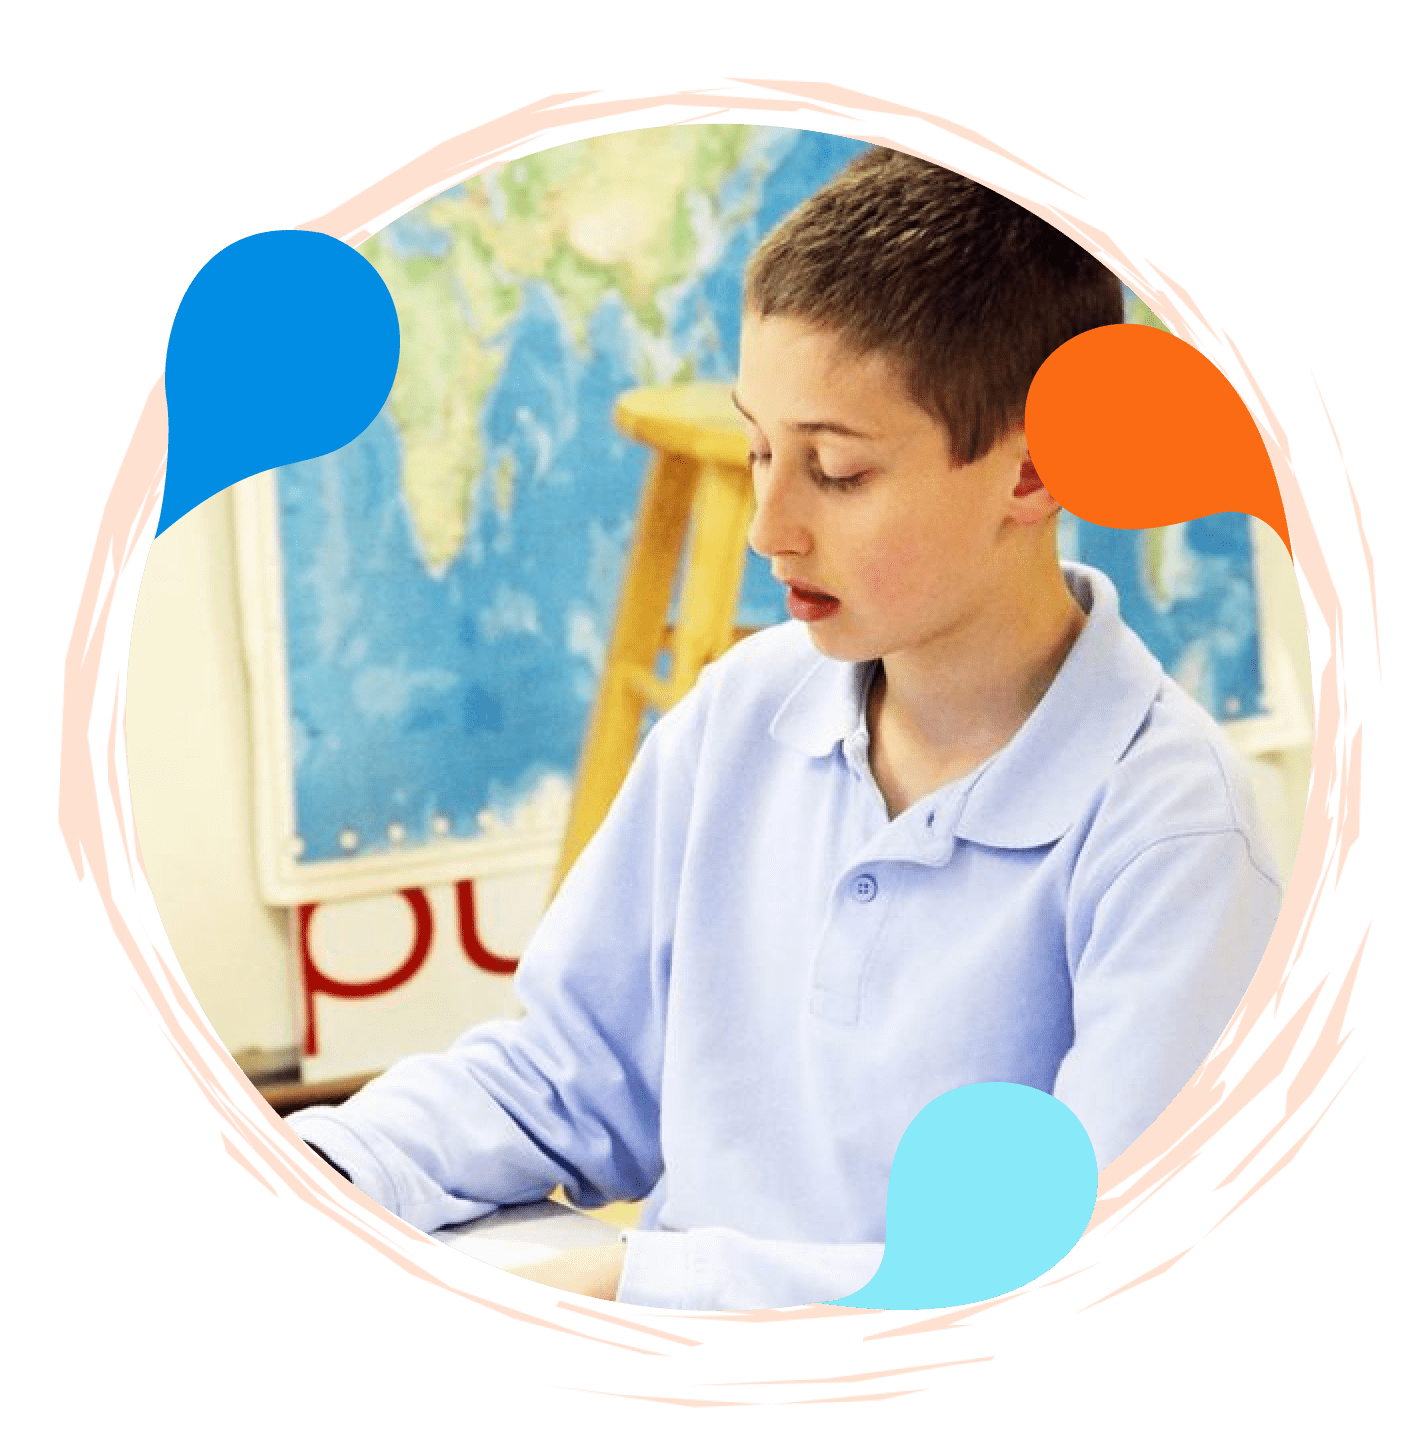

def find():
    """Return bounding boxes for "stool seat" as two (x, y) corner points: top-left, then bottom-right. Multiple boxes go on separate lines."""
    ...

(552, 383), (755, 892)
(613, 382), (751, 469)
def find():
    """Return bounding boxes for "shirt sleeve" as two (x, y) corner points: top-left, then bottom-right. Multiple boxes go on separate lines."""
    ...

(1053, 826), (1283, 1169)
(618, 1229), (885, 1311)
(286, 686), (706, 1235)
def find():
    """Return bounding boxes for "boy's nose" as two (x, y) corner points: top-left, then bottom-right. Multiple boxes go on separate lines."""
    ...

(747, 461), (812, 560)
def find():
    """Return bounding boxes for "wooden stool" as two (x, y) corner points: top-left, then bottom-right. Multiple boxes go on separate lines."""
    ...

(552, 383), (754, 892)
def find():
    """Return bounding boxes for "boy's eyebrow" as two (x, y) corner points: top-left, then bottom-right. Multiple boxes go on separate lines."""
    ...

(729, 389), (879, 441)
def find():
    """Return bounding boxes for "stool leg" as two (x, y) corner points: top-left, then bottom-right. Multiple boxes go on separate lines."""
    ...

(553, 450), (698, 892)
(667, 460), (756, 697)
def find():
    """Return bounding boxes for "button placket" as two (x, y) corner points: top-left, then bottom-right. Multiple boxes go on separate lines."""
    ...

(809, 865), (895, 1025)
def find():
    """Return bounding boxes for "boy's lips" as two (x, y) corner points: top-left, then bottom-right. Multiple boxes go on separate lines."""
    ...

(784, 581), (841, 623)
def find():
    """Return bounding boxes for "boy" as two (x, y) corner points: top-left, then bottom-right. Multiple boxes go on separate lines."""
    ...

(290, 149), (1282, 1311)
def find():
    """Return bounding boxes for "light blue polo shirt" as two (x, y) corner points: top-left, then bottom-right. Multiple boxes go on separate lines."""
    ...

(290, 565), (1282, 1311)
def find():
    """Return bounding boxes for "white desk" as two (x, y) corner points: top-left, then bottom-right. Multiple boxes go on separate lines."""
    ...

(434, 1200), (621, 1270)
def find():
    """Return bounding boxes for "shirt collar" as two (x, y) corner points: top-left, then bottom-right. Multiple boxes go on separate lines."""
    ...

(767, 564), (1166, 850)
(767, 648), (869, 759)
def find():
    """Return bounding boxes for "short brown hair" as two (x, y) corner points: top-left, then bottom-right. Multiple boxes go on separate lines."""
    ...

(745, 148), (1125, 464)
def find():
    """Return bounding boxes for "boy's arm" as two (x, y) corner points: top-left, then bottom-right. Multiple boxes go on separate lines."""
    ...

(285, 690), (703, 1235)
(1052, 825), (1283, 1170)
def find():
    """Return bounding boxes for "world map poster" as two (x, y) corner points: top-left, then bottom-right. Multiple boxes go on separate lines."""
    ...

(237, 125), (1266, 903)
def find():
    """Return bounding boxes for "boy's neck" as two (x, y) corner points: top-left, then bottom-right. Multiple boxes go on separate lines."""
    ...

(867, 557), (1086, 817)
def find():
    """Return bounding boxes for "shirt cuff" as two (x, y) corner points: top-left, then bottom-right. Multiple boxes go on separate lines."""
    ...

(286, 1109), (394, 1206)
(616, 1229), (695, 1309)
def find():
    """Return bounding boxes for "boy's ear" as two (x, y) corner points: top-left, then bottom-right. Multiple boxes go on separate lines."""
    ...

(1008, 438), (1061, 524)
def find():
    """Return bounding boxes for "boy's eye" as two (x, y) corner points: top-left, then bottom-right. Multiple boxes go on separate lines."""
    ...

(746, 449), (868, 491)
(809, 457), (868, 491)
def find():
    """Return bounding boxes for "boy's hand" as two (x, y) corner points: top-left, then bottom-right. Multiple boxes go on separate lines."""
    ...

(506, 1242), (627, 1300)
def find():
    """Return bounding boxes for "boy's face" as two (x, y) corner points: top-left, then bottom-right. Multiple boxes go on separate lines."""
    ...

(735, 312), (1042, 666)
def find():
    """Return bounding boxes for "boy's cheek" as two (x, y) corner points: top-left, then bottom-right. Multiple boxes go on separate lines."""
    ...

(862, 551), (945, 612)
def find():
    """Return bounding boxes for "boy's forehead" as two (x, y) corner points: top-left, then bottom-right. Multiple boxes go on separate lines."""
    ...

(740, 314), (907, 409)
(737, 312), (932, 439)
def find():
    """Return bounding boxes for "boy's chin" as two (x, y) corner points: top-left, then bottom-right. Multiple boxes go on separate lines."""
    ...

(801, 621), (878, 666)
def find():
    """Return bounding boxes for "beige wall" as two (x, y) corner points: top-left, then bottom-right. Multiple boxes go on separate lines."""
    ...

(126, 489), (295, 1059)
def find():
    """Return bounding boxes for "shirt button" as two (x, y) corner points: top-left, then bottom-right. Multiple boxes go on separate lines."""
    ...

(851, 873), (879, 903)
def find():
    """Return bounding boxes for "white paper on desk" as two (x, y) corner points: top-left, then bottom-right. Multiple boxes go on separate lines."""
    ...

(438, 1234), (559, 1270)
